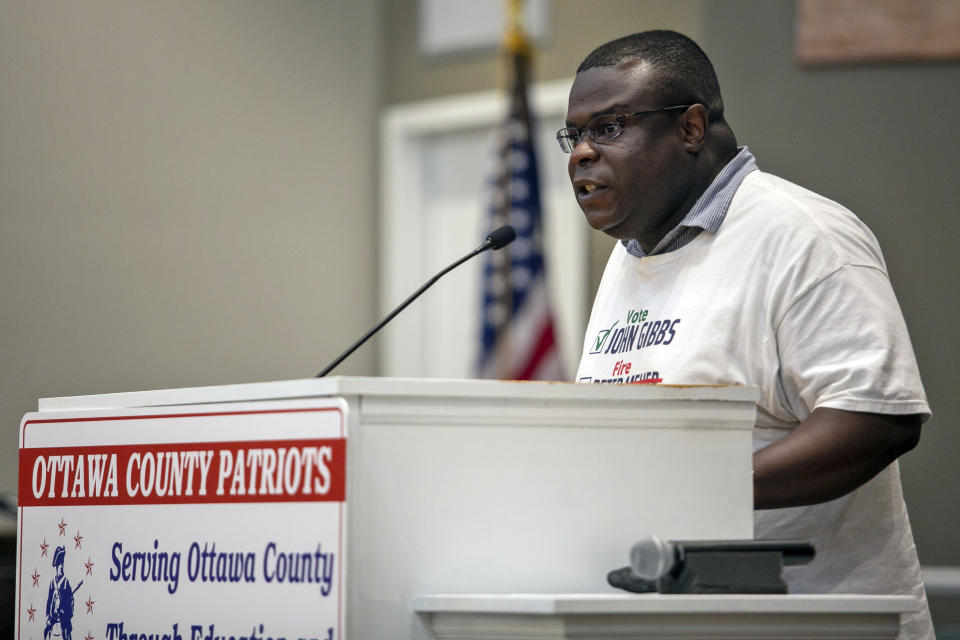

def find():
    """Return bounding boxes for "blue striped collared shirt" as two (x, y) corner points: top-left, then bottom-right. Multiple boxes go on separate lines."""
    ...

(623, 146), (758, 258)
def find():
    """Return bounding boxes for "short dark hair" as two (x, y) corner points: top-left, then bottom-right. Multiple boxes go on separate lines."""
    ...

(578, 30), (725, 122)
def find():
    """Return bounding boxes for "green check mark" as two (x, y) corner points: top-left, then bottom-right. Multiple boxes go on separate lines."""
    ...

(593, 320), (619, 352)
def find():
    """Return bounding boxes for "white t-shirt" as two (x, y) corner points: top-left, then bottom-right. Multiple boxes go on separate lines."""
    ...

(577, 170), (932, 638)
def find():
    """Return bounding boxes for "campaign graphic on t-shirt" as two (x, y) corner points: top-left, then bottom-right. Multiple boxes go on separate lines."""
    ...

(588, 309), (681, 356)
(580, 308), (682, 384)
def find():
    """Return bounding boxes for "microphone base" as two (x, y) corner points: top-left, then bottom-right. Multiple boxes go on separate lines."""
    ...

(609, 550), (794, 594)
(657, 550), (788, 594)
(607, 566), (657, 593)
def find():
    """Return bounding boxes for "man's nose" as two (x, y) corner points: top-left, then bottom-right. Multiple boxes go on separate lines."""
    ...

(569, 135), (600, 165)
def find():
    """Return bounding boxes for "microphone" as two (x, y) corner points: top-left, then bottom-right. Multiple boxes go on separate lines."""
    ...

(629, 535), (816, 580)
(629, 535), (677, 581)
(315, 226), (517, 377)
(485, 224), (517, 250)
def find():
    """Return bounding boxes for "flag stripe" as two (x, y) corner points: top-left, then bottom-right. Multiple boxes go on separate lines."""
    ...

(477, 41), (563, 381)
(515, 320), (557, 381)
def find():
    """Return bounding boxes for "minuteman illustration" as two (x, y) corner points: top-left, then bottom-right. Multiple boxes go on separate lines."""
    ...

(44, 546), (82, 640)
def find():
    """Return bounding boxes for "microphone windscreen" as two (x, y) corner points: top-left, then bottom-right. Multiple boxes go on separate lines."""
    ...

(630, 535), (675, 580)
(487, 225), (517, 250)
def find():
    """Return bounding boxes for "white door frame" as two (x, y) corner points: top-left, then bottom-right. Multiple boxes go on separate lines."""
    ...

(379, 78), (586, 378)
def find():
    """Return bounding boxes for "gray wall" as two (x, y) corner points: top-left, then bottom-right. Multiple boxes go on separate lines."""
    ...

(702, 0), (960, 623)
(0, 0), (381, 504)
(2, 0), (956, 623)
(702, 0), (959, 561)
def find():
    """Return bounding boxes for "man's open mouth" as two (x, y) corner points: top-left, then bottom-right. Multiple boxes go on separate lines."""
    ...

(577, 182), (609, 199)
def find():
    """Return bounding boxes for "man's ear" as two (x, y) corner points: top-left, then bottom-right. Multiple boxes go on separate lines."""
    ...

(680, 104), (708, 153)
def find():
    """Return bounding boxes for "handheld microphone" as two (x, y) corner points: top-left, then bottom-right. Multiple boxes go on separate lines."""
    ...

(629, 534), (816, 580)
(315, 226), (516, 377)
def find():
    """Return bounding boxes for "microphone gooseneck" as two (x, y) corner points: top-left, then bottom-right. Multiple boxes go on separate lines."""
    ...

(315, 226), (517, 377)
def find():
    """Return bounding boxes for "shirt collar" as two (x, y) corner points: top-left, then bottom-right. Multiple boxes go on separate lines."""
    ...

(623, 146), (758, 257)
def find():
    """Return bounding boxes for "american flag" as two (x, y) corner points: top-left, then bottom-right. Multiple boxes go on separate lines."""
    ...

(477, 16), (562, 381)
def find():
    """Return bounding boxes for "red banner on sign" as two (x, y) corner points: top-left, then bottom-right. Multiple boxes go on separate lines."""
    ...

(18, 438), (346, 506)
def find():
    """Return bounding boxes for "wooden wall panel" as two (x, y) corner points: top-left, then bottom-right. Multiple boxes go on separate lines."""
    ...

(796, 0), (960, 65)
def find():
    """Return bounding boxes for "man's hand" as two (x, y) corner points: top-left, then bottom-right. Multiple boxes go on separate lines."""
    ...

(753, 407), (921, 510)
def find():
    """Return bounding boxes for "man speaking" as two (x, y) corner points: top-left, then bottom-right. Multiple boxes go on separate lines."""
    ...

(563, 31), (931, 638)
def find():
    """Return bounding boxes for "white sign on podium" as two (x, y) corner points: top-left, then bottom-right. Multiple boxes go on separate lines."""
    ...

(16, 377), (758, 640)
(18, 398), (348, 640)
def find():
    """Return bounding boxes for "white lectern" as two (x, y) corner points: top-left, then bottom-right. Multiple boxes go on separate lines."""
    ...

(16, 377), (901, 640)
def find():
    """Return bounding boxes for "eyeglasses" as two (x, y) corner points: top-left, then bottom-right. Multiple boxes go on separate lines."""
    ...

(556, 105), (694, 153)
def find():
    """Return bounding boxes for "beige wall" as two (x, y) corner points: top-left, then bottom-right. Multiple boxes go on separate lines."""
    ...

(0, 0), (381, 499)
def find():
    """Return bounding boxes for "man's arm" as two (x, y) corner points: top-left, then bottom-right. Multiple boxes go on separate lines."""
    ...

(753, 407), (921, 510)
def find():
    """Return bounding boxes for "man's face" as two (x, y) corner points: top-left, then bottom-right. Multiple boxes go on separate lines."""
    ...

(56, 563), (63, 579)
(565, 62), (694, 243)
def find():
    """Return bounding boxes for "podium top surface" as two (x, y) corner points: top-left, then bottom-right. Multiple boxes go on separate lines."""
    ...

(37, 376), (759, 412)
(412, 593), (918, 615)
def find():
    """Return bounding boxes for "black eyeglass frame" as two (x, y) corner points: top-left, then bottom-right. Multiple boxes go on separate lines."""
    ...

(556, 104), (695, 153)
